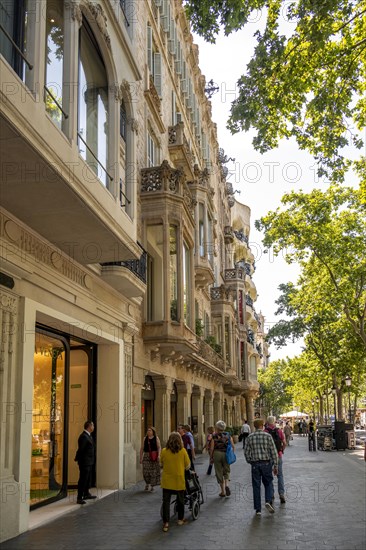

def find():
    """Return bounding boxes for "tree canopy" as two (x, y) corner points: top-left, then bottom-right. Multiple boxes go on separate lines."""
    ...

(185, 0), (366, 187)
(256, 185), (366, 348)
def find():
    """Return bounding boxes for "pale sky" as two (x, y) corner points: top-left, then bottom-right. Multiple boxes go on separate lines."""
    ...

(193, 25), (332, 362)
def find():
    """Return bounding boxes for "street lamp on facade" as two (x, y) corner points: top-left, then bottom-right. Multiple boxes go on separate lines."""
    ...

(331, 385), (337, 422)
(345, 375), (352, 423)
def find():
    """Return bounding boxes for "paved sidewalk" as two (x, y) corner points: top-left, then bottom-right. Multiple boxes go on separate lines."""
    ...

(1, 436), (365, 549)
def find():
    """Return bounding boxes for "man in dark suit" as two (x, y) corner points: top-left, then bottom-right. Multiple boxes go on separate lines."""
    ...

(75, 420), (97, 504)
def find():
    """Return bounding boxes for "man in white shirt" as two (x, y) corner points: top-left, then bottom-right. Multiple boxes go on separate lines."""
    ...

(241, 419), (251, 448)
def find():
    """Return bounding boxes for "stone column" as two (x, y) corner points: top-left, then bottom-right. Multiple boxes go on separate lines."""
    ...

(191, 386), (204, 450)
(64, 1), (82, 142)
(244, 390), (256, 430)
(213, 392), (221, 423)
(0, 290), (21, 542)
(204, 389), (214, 429)
(176, 381), (191, 426)
(26, 0), (45, 97)
(151, 375), (172, 446)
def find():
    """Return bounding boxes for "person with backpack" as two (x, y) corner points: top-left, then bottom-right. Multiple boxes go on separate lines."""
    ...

(240, 419), (251, 449)
(209, 420), (235, 497)
(264, 416), (286, 504)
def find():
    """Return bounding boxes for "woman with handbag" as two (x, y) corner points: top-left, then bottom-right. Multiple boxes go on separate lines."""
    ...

(140, 426), (161, 492)
(209, 420), (235, 498)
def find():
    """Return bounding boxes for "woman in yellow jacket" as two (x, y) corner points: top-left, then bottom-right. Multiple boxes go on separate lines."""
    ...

(160, 431), (191, 532)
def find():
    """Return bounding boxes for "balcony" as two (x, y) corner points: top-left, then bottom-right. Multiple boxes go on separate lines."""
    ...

(143, 322), (197, 359)
(140, 160), (194, 217)
(101, 249), (147, 298)
(144, 72), (165, 132)
(224, 267), (245, 283)
(196, 339), (225, 373)
(195, 255), (215, 288)
(0, 108), (140, 265)
(168, 122), (195, 179)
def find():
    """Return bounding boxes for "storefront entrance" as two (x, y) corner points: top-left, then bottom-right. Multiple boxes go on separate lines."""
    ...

(31, 326), (96, 508)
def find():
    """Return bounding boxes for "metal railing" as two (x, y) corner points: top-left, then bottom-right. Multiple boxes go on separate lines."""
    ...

(44, 86), (68, 119)
(77, 132), (114, 183)
(0, 23), (33, 70)
(102, 247), (147, 284)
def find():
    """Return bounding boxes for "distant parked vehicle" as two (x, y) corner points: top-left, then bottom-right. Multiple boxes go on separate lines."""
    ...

(355, 430), (366, 446)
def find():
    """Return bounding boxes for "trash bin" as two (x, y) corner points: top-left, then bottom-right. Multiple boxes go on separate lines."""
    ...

(346, 430), (355, 449)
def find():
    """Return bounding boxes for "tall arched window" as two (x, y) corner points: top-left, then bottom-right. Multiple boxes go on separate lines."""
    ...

(78, 17), (110, 188)
(44, 0), (65, 129)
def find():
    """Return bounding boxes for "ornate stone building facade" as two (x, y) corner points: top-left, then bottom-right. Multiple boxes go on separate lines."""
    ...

(0, 0), (266, 541)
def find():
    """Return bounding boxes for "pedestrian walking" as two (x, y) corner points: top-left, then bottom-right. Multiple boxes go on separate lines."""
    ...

(203, 426), (214, 475)
(284, 422), (292, 446)
(209, 420), (234, 498)
(160, 432), (191, 532)
(240, 419), (251, 449)
(244, 418), (278, 516)
(178, 424), (196, 470)
(74, 420), (97, 505)
(140, 426), (161, 492)
(298, 420), (304, 436)
(308, 418), (316, 451)
(265, 416), (286, 503)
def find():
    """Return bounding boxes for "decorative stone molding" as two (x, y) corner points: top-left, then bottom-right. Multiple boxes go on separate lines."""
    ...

(66, 1), (83, 26)
(0, 290), (18, 372)
(86, 1), (111, 49)
(0, 211), (92, 291)
(130, 118), (139, 134)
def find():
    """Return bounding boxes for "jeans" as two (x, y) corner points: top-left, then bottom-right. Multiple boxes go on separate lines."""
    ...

(162, 489), (185, 522)
(250, 461), (274, 511)
(276, 456), (285, 496)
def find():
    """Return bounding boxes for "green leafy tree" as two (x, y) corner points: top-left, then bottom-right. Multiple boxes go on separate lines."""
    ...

(185, 0), (366, 186)
(256, 185), (366, 349)
(257, 360), (293, 416)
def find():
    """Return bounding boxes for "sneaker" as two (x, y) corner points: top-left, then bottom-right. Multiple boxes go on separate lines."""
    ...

(255, 511), (261, 516)
(280, 494), (286, 503)
(225, 486), (231, 496)
(265, 502), (275, 513)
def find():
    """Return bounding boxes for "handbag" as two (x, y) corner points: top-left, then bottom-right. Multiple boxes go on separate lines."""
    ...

(225, 433), (236, 465)
(149, 450), (158, 462)
(148, 439), (158, 462)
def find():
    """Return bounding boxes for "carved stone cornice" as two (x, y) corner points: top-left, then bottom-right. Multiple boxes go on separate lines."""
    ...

(0, 211), (92, 291)
(85, 1), (111, 49)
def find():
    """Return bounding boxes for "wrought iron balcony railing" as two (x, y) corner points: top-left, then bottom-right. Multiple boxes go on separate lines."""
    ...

(102, 249), (147, 283)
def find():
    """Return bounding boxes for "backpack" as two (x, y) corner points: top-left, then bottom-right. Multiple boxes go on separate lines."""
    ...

(266, 426), (284, 453)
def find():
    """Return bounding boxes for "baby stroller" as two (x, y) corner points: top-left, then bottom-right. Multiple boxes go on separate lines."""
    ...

(160, 470), (204, 520)
(184, 469), (204, 519)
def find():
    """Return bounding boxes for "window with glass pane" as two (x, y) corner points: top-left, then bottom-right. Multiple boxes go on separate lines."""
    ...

(170, 226), (178, 321)
(78, 19), (109, 187)
(183, 241), (191, 327)
(207, 215), (213, 266)
(147, 225), (164, 321)
(31, 332), (65, 505)
(45, 0), (64, 128)
(199, 203), (204, 257)
(0, 0), (28, 80)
